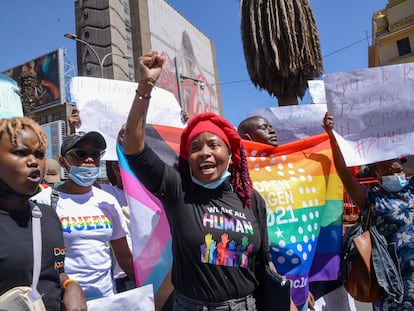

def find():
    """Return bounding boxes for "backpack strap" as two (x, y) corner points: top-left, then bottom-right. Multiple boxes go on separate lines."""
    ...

(28, 201), (43, 302)
(50, 187), (60, 210)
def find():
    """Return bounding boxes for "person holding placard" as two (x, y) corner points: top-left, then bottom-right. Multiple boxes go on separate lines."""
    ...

(323, 112), (413, 311)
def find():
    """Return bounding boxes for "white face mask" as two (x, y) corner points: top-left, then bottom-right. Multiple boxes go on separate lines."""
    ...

(381, 174), (408, 192)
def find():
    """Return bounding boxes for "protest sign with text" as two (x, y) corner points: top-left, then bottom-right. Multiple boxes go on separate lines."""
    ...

(69, 77), (184, 160)
(324, 63), (414, 166)
(248, 104), (327, 145)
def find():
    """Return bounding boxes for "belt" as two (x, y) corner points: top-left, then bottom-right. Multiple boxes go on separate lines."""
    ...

(175, 291), (254, 308)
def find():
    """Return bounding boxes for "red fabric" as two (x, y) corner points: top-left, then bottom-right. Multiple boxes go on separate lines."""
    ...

(185, 120), (230, 154)
(180, 113), (241, 170)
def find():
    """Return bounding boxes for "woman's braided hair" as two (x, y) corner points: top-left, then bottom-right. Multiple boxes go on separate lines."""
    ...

(0, 117), (47, 152)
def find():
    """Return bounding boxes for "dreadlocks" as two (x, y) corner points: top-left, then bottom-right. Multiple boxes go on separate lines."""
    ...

(228, 143), (252, 207)
(0, 117), (47, 152)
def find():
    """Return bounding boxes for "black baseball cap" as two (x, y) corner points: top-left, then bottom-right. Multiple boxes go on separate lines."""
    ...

(60, 131), (106, 156)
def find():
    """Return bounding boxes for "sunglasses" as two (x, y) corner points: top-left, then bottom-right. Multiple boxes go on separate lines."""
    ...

(67, 148), (105, 161)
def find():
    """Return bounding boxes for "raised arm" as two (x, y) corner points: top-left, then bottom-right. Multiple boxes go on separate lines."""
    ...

(322, 113), (368, 209)
(123, 51), (165, 155)
(68, 108), (81, 134)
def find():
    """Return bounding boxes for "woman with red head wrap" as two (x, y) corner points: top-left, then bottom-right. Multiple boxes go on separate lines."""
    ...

(122, 52), (291, 311)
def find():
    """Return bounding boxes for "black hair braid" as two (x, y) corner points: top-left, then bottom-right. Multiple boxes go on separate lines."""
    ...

(229, 144), (252, 207)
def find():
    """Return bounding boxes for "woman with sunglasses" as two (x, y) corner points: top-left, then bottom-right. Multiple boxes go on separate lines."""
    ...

(33, 131), (135, 301)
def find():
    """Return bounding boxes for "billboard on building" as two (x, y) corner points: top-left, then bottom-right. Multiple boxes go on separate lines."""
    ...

(148, 0), (221, 118)
(2, 48), (65, 111)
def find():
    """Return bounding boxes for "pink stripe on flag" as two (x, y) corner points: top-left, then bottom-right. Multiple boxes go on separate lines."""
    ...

(120, 167), (163, 213)
(135, 209), (171, 285)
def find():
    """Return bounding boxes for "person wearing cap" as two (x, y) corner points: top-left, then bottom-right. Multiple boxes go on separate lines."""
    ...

(323, 113), (414, 311)
(122, 51), (296, 311)
(33, 131), (135, 301)
(43, 158), (61, 186)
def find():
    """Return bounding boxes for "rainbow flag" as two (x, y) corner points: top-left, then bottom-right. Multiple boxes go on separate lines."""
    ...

(244, 133), (343, 306)
(119, 125), (343, 308)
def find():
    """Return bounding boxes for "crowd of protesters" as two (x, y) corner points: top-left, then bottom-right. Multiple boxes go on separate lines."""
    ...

(0, 51), (412, 311)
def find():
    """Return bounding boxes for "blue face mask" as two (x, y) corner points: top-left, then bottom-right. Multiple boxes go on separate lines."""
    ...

(381, 174), (408, 192)
(68, 166), (101, 187)
(191, 170), (231, 189)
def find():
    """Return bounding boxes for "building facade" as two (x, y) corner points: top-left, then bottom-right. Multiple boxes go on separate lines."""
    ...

(369, 0), (414, 67)
(74, 0), (134, 81)
(74, 0), (223, 118)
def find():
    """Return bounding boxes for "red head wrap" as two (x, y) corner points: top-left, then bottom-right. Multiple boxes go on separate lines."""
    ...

(180, 113), (241, 170)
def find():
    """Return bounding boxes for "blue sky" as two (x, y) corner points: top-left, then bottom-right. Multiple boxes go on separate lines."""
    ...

(0, 0), (387, 126)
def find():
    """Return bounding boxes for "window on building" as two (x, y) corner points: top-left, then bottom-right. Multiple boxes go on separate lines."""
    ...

(397, 37), (411, 56)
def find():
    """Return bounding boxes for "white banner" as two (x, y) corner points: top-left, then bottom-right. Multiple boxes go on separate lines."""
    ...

(248, 104), (327, 145)
(87, 285), (154, 311)
(324, 63), (414, 166)
(69, 77), (184, 160)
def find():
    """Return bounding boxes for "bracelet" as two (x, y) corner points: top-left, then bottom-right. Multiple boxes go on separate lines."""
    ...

(62, 279), (78, 289)
(135, 90), (151, 100)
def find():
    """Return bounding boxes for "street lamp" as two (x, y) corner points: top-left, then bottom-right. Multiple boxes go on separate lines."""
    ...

(64, 33), (132, 78)
(180, 74), (205, 90)
(173, 56), (206, 109)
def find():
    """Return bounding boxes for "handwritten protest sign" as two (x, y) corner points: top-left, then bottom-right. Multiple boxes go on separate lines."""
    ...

(248, 104), (327, 145)
(0, 73), (23, 119)
(70, 77), (184, 160)
(324, 63), (414, 166)
(308, 80), (326, 105)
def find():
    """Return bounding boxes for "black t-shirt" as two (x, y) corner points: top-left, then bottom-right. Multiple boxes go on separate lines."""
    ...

(127, 145), (268, 302)
(0, 201), (65, 310)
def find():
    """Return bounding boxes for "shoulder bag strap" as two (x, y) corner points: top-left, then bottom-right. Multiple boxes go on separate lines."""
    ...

(363, 204), (373, 231)
(28, 202), (43, 301)
(50, 186), (60, 210)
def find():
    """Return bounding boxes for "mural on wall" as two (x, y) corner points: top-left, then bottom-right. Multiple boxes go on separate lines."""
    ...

(148, 0), (220, 118)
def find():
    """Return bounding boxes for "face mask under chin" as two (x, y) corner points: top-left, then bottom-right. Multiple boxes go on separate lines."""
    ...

(191, 170), (231, 189)
(190, 156), (232, 189)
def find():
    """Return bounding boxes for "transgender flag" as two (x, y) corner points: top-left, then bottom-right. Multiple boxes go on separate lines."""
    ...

(118, 125), (343, 309)
(244, 133), (343, 306)
(116, 124), (182, 308)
